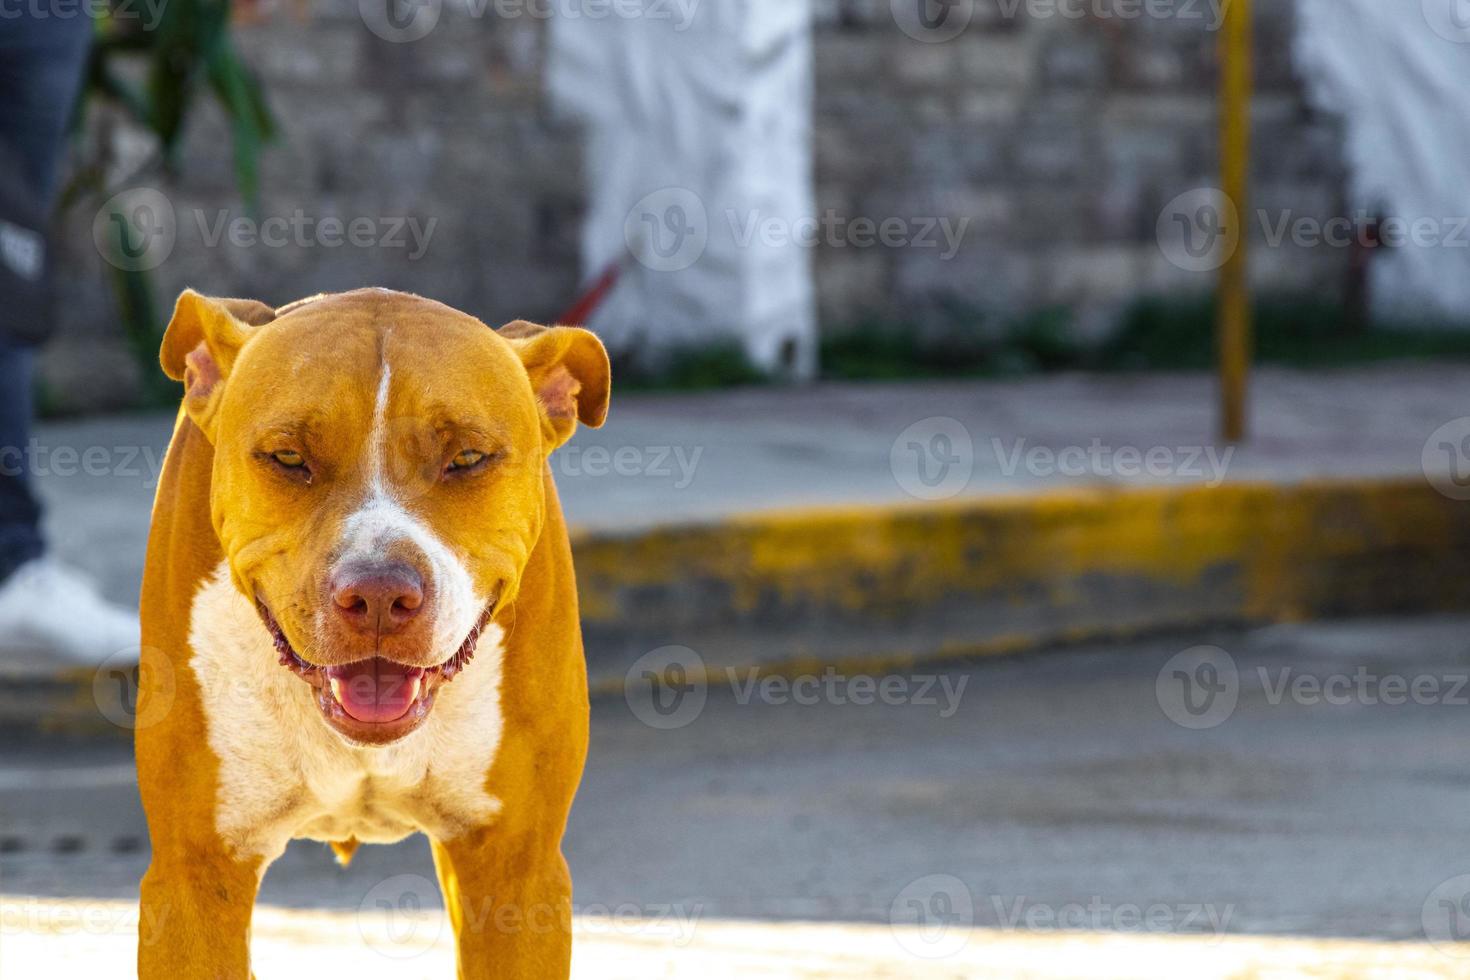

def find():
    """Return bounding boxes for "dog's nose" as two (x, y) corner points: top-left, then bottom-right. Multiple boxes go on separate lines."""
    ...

(330, 563), (424, 635)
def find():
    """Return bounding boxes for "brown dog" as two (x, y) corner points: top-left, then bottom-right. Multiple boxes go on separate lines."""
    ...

(135, 288), (609, 978)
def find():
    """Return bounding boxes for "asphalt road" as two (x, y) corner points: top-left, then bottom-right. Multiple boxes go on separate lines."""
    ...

(5, 617), (1470, 947)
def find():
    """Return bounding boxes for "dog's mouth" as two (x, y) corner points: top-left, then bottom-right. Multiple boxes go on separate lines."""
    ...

(257, 602), (492, 745)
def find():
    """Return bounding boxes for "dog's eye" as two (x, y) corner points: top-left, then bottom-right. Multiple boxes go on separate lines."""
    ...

(259, 448), (312, 484)
(448, 450), (486, 472)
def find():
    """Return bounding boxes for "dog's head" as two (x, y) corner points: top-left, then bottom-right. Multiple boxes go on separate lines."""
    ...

(162, 288), (609, 745)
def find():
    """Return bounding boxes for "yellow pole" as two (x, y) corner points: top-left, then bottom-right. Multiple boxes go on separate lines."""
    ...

(1218, 0), (1252, 443)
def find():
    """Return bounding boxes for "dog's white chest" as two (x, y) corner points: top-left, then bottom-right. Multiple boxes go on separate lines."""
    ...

(187, 564), (505, 861)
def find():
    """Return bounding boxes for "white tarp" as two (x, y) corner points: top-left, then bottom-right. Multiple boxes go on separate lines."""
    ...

(547, 0), (817, 376)
(1295, 0), (1470, 321)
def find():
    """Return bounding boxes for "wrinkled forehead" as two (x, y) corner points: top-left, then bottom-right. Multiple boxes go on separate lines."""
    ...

(221, 293), (537, 441)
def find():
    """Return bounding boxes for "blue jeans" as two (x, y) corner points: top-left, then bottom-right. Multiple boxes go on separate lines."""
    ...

(0, 342), (42, 580)
(0, 11), (93, 582)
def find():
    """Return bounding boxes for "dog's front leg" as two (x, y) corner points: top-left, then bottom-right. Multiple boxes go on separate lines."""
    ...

(432, 832), (574, 980)
(138, 848), (262, 979)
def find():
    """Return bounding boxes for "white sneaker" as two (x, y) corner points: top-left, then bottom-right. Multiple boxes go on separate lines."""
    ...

(0, 559), (140, 666)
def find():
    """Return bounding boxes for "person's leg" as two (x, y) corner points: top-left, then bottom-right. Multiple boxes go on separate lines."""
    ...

(0, 342), (44, 582)
(0, 10), (92, 583)
(0, 9), (94, 201)
(0, 11), (139, 664)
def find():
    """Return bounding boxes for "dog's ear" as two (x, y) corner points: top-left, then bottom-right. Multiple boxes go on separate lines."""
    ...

(500, 320), (610, 450)
(160, 290), (276, 441)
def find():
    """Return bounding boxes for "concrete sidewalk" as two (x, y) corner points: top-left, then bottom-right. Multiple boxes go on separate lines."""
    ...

(29, 363), (1470, 609)
(2, 899), (1461, 979)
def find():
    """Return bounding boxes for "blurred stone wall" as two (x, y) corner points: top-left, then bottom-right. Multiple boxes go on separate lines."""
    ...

(46, 0), (1348, 411)
(49, 0), (583, 412)
(811, 0), (1350, 341)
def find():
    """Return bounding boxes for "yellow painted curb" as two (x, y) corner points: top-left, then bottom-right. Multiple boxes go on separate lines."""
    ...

(16, 477), (1470, 734)
(574, 477), (1470, 673)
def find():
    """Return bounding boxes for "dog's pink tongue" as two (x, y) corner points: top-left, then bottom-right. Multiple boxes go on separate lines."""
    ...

(327, 660), (423, 723)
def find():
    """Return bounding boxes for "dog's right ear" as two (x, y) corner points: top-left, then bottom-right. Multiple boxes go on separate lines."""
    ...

(160, 290), (276, 440)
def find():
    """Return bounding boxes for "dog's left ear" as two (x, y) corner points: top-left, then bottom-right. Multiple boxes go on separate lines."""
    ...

(500, 320), (611, 451)
(161, 290), (277, 441)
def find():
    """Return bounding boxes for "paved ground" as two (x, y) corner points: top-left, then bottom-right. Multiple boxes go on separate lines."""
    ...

(7, 617), (1470, 955)
(29, 363), (1470, 607)
(2, 902), (1460, 979)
